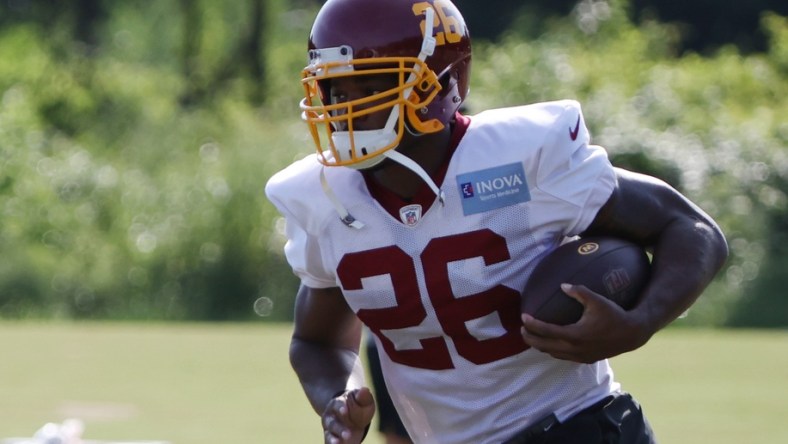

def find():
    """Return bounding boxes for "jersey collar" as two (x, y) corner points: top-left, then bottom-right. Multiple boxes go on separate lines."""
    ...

(363, 113), (471, 221)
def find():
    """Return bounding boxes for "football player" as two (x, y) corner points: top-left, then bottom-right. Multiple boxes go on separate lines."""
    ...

(265, 0), (728, 443)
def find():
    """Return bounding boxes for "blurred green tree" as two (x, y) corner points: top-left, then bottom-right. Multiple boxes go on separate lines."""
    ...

(178, 0), (269, 106)
(0, 0), (786, 326)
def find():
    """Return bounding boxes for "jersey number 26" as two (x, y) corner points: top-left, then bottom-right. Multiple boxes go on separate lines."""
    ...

(337, 229), (528, 370)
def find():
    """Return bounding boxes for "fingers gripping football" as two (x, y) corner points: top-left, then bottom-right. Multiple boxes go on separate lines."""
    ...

(521, 237), (651, 325)
(521, 284), (648, 363)
(322, 387), (376, 444)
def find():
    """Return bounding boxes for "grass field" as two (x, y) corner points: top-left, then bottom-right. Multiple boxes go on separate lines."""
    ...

(0, 322), (786, 443)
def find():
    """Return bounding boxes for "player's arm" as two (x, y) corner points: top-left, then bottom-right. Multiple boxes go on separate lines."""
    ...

(290, 284), (375, 443)
(522, 168), (728, 362)
(585, 168), (728, 332)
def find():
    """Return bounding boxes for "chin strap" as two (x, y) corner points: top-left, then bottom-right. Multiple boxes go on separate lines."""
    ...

(320, 150), (446, 230)
(320, 154), (445, 230)
(384, 149), (445, 205)
(320, 167), (365, 229)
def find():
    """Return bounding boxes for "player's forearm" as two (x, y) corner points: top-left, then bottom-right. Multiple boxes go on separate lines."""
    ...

(585, 169), (728, 341)
(632, 215), (728, 337)
(290, 337), (367, 415)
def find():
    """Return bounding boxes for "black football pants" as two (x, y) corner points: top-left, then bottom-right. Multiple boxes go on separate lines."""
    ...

(503, 392), (657, 444)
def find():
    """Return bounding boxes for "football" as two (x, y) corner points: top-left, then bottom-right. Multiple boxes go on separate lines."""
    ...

(521, 236), (651, 325)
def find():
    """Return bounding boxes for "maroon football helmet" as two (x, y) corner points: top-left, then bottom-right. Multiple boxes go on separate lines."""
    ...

(300, 0), (472, 169)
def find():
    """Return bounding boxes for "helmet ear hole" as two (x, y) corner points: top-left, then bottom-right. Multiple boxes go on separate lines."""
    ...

(439, 71), (453, 90)
(420, 69), (463, 123)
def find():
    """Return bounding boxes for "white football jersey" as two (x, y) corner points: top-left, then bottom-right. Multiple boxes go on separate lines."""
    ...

(266, 100), (620, 444)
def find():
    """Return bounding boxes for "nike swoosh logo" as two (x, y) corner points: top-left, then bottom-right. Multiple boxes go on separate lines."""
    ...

(569, 115), (580, 141)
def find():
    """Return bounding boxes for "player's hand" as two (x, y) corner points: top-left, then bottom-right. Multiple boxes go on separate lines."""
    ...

(322, 387), (376, 444)
(520, 283), (651, 363)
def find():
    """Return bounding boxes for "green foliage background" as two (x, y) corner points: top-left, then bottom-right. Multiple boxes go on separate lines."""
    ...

(0, 0), (786, 326)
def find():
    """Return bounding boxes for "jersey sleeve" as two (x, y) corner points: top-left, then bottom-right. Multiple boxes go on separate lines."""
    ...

(533, 100), (616, 236)
(265, 157), (338, 289)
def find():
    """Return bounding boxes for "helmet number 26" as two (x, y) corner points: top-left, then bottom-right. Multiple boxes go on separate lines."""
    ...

(413, 0), (463, 46)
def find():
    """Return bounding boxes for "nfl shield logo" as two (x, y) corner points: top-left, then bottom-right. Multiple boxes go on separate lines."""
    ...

(399, 204), (422, 227)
